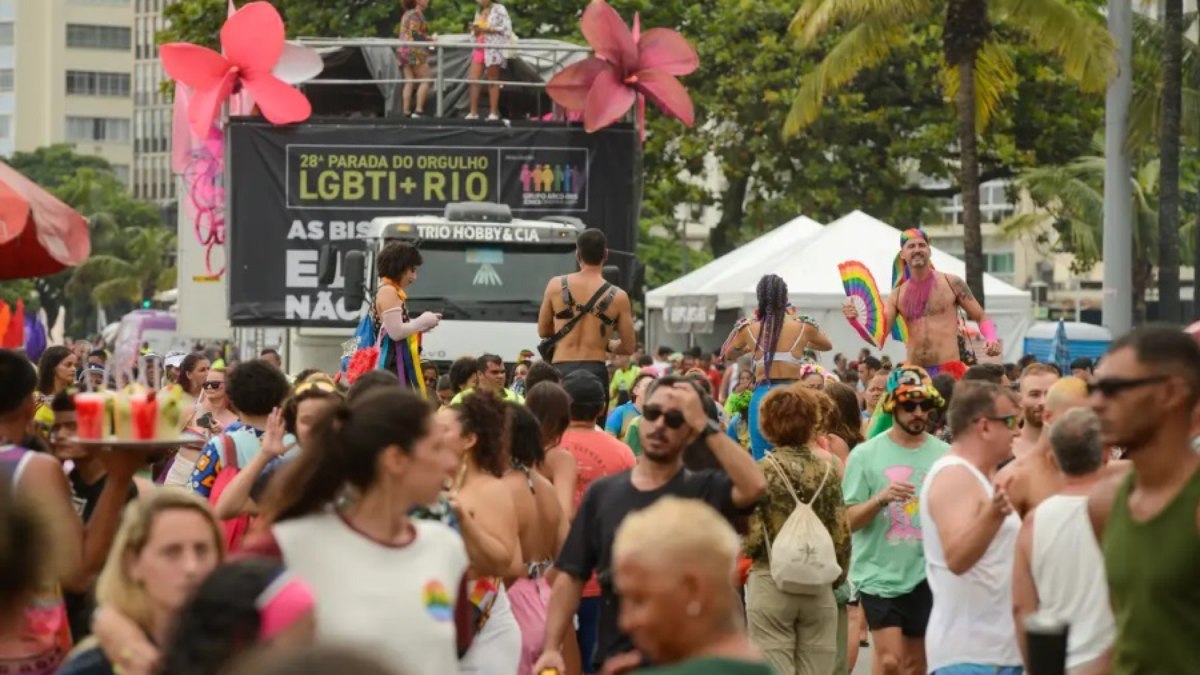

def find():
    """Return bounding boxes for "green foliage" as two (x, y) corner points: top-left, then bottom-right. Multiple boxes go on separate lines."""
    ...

(0, 146), (173, 337)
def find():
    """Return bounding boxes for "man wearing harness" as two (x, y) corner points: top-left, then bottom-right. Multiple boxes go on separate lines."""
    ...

(843, 228), (1001, 380)
(538, 229), (635, 394)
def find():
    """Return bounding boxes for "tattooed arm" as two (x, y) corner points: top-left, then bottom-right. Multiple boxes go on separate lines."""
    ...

(948, 274), (1000, 354)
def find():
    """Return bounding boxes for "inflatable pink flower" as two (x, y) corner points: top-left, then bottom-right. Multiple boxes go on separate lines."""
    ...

(547, 0), (699, 133)
(160, 1), (312, 139)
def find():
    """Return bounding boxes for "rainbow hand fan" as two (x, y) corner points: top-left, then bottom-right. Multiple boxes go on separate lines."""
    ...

(838, 261), (889, 349)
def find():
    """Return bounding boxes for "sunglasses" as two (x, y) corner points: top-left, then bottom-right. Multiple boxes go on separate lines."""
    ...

(983, 414), (1019, 430)
(202, 381), (224, 390)
(898, 400), (937, 413)
(642, 405), (686, 429)
(1086, 375), (1168, 398)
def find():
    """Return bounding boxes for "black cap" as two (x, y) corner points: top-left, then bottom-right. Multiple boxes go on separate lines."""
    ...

(562, 370), (605, 406)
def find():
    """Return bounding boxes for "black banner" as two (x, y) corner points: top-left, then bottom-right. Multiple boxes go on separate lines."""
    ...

(226, 118), (639, 326)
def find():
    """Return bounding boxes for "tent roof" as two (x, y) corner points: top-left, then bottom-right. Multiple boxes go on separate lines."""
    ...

(1024, 321), (1112, 341)
(645, 215), (822, 308)
(650, 210), (1030, 310)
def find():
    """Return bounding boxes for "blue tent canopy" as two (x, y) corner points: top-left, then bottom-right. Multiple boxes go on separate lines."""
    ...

(1023, 321), (1112, 363)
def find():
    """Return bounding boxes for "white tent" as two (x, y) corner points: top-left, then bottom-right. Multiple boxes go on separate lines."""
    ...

(646, 211), (1034, 362)
(646, 215), (823, 308)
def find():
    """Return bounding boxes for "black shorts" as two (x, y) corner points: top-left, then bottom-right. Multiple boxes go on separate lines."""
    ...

(859, 580), (932, 638)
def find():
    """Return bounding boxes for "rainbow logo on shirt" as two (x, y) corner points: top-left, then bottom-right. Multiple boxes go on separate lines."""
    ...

(423, 580), (453, 622)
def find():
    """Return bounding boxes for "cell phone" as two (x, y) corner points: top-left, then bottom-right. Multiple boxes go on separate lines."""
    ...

(196, 413), (214, 430)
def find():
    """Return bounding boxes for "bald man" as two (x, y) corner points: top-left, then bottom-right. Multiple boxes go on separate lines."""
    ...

(997, 377), (1089, 518)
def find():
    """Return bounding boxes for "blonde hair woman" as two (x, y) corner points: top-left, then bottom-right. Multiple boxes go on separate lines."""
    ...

(611, 497), (771, 674)
(59, 490), (223, 675)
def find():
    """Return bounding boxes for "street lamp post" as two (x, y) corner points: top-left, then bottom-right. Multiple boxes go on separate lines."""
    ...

(1103, 0), (1134, 334)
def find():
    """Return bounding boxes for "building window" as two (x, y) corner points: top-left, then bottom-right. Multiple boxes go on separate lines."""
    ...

(113, 164), (131, 185)
(0, 115), (10, 139)
(0, 69), (12, 93)
(66, 116), (132, 143)
(986, 253), (1016, 275)
(66, 71), (132, 97)
(0, 23), (13, 47)
(67, 24), (132, 51)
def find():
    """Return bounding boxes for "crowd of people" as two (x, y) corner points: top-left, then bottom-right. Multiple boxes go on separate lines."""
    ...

(1, 228), (1198, 675)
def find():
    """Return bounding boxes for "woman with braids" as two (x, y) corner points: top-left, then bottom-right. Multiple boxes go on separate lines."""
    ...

(437, 390), (522, 675)
(722, 274), (832, 459)
(369, 241), (441, 393)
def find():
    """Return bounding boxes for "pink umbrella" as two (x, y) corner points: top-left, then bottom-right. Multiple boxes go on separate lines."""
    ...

(546, 0), (698, 134)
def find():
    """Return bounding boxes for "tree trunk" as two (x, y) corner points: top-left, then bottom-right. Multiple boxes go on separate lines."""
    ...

(956, 57), (986, 307)
(708, 173), (750, 258)
(1157, 0), (1183, 322)
(1133, 255), (1153, 326)
(1195, 179), (1200, 320)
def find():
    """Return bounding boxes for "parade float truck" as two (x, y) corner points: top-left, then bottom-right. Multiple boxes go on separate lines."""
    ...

(222, 116), (641, 371)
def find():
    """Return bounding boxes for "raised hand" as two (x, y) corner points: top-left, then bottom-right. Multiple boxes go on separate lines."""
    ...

(261, 407), (288, 458)
(842, 299), (859, 321)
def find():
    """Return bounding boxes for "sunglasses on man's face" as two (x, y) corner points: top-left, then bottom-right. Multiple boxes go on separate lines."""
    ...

(642, 405), (687, 429)
(1086, 375), (1168, 398)
(898, 400), (937, 414)
(982, 414), (1019, 430)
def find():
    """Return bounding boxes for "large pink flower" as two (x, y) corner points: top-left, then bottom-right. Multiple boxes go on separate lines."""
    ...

(547, 0), (699, 133)
(160, 1), (312, 138)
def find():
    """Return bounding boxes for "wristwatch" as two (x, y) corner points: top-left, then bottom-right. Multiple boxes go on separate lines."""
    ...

(700, 418), (721, 439)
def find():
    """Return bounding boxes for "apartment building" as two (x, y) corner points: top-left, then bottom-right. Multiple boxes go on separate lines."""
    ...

(0, 0), (134, 182)
(132, 0), (174, 205)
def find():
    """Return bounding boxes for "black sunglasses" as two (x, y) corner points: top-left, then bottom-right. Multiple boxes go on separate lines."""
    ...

(898, 400), (937, 413)
(1086, 375), (1168, 398)
(202, 381), (224, 390)
(642, 405), (686, 429)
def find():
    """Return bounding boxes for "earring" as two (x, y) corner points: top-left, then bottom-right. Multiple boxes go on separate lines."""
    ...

(686, 601), (701, 617)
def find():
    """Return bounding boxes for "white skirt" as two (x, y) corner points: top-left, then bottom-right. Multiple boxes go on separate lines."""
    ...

(460, 584), (522, 675)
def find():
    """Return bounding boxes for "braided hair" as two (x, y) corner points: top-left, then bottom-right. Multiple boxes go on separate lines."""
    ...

(755, 274), (790, 382)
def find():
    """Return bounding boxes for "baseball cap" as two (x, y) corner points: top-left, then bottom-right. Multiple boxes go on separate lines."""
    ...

(164, 352), (186, 369)
(561, 370), (606, 406)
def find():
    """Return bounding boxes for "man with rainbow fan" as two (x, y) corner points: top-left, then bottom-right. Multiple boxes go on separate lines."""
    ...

(842, 228), (1001, 381)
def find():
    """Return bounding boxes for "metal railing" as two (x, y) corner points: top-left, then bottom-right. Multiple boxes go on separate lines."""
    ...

(293, 37), (593, 117)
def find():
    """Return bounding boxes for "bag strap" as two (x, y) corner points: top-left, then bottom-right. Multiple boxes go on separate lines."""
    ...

(766, 453), (830, 507)
(554, 276), (573, 319)
(593, 285), (619, 332)
(810, 459), (832, 504)
(546, 281), (613, 346)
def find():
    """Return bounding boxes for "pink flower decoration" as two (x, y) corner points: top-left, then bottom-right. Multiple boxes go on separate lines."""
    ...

(547, 0), (699, 134)
(160, 1), (311, 139)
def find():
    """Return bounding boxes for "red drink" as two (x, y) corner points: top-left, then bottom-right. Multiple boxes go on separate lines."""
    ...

(74, 393), (106, 440)
(130, 393), (158, 440)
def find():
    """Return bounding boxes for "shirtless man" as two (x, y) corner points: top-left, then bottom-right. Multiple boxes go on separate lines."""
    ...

(538, 229), (635, 394)
(997, 376), (1087, 518)
(844, 228), (1000, 379)
(1011, 363), (1060, 460)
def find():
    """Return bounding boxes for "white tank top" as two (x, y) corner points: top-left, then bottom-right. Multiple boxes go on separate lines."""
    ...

(919, 454), (1022, 671)
(1031, 494), (1115, 670)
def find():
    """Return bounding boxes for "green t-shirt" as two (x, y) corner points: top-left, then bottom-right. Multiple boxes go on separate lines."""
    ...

(622, 415), (642, 456)
(842, 431), (949, 598)
(449, 387), (524, 406)
(636, 657), (776, 675)
(609, 365), (640, 405)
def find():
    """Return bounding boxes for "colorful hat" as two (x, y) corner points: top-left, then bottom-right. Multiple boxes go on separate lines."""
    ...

(891, 228), (931, 289)
(881, 364), (944, 413)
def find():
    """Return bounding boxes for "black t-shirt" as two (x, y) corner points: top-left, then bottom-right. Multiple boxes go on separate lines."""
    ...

(65, 470), (138, 642)
(555, 466), (751, 666)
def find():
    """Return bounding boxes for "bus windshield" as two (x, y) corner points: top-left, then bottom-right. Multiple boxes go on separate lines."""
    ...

(404, 241), (578, 307)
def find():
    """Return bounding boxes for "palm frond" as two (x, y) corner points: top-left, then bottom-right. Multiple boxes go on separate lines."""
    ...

(1015, 164), (1105, 230)
(784, 17), (906, 137)
(941, 41), (1019, 132)
(70, 255), (136, 281)
(790, 0), (928, 48)
(1000, 211), (1051, 236)
(91, 277), (142, 306)
(156, 267), (178, 293)
(992, 0), (1116, 92)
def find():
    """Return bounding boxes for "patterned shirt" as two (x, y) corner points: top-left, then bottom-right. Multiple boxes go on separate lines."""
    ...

(742, 445), (851, 587)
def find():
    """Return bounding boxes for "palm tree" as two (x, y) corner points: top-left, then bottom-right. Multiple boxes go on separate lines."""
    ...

(784, 0), (1116, 306)
(1157, 0), (1185, 322)
(1006, 148), (1160, 323)
(67, 226), (177, 308)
